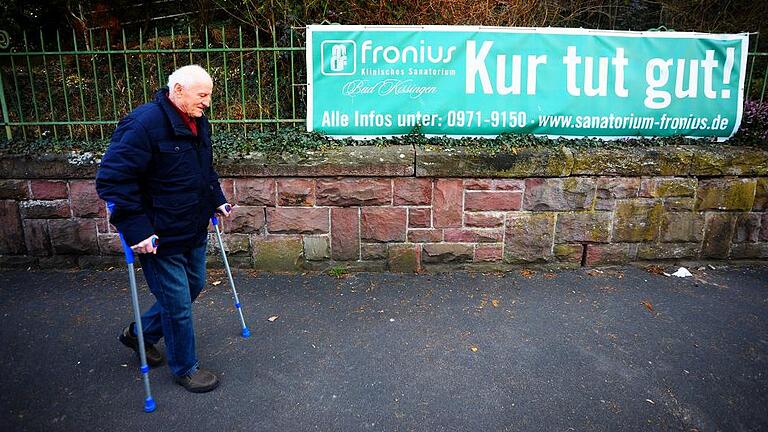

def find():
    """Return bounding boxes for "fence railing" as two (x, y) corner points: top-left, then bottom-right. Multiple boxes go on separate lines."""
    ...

(0, 27), (766, 141)
(0, 25), (306, 140)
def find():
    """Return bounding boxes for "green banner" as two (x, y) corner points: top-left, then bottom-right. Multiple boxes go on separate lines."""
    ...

(306, 25), (749, 140)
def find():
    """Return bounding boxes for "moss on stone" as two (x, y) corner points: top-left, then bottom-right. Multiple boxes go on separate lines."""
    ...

(696, 179), (757, 211)
(387, 244), (420, 273)
(654, 178), (697, 197)
(613, 200), (664, 242)
(253, 237), (303, 272)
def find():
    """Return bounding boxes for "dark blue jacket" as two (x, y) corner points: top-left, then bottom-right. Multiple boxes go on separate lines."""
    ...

(96, 88), (227, 255)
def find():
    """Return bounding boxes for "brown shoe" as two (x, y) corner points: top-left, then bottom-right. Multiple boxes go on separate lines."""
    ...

(174, 368), (220, 393)
(118, 324), (165, 367)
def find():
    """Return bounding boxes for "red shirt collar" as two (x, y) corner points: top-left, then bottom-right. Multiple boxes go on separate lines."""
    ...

(167, 95), (198, 136)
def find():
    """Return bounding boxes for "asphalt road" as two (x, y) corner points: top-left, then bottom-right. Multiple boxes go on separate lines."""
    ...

(0, 264), (766, 431)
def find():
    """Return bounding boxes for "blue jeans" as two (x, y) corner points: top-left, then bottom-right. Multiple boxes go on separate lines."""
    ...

(137, 242), (207, 377)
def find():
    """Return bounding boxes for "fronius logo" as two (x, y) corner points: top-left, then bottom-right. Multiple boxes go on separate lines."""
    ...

(321, 40), (356, 76)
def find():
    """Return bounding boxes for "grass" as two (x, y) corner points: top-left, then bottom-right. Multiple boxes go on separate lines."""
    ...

(326, 265), (349, 279)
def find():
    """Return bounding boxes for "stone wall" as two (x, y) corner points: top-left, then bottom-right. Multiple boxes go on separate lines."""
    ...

(1, 145), (767, 271)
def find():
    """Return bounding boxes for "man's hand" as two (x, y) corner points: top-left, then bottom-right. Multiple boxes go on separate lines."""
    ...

(216, 203), (234, 218)
(131, 235), (158, 254)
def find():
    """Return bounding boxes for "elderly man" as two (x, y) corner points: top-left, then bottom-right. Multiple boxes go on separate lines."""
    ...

(96, 65), (231, 393)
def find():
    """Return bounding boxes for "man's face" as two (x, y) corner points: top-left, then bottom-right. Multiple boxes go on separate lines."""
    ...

(172, 79), (212, 118)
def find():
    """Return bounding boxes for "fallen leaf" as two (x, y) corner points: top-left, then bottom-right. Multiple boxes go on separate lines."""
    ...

(520, 269), (535, 278)
(641, 300), (655, 313)
(645, 265), (666, 275)
(491, 299), (500, 307)
(267, 315), (279, 322)
(470, 346), (478, 352)
(212, 280), (222, 286)
(544, 273), (557, 279)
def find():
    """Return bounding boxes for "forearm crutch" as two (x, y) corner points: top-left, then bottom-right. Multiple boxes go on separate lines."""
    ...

(212, 204), (250, 338)
(107, 202), (157, 413)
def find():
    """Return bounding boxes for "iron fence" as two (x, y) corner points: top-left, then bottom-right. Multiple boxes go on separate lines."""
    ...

(0, 25), (306, 140)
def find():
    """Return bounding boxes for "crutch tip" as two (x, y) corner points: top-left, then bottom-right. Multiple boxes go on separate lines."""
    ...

(144, 397), (156, 413)
(241, 327), (251, 338)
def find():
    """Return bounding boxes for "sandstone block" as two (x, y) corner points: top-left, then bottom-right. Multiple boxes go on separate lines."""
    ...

(23, 219), (51, 256)
(555, 212), (612, 243)
(433, 179), (463, 227)
(553, 244), (584, 264)
(20, 199), (70, 219)
(660, 213), (705, 243)
(639, 177), (696, 198)
(387, 244), (421, 273)
(734, 213), (762, 243)
(465, 191), (522, 211)
(696, 178), (756, 211)
(754, 178), (768, 211)
(444, 228), (503, 243)
(474, 245), (503, 262)
(332, 207), (360, 260)
(361, 243), (387, 260)
(224, 206), (265, 234)
(316, 178), (391, 206)
(0, 201), (25, 254)
(393, 178), (431, 206)
(504, 212), (555, 263)
(702, 213), (737, 258)
(30, 180), (66, 199)
(236, 178), (276, 206)
(612, 199), (663, 242)
(303, 235), (331, 261)
(422, 243), (473, 263)
(69, 180), (105, 218)
(585, 243), (637, 266)
(48, 219), (98, 254)
(267, 208), (329, 234)
(464, 212), (504, 228)
(407, 229), (443, 243)
(361, 207), (406, 242)
(595, 177), (640, 210)
(637, 243), (700, 260)
(408, 208), (431, 228)
(0, 180), (29, 200)
(523, 178), (595, 211)
(252, 236), (303, 272)
(277, 179), (315, 206)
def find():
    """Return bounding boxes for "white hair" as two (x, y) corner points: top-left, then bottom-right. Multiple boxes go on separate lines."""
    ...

(167, 65), (212, 90)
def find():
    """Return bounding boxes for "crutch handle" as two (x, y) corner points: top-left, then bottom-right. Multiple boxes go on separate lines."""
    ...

(107, 202), (158, 260)
(212, 203), (232, 226)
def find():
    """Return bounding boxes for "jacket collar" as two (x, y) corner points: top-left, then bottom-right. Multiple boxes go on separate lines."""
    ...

(155, 87), (205, 138)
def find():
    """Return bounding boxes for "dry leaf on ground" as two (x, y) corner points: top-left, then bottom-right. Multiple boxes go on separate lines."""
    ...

(645, 265), (666, 276)
(641, 300), (655, 313)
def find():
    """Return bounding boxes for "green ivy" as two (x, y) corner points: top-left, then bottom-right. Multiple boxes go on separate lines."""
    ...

(0, 126), (764, 159)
